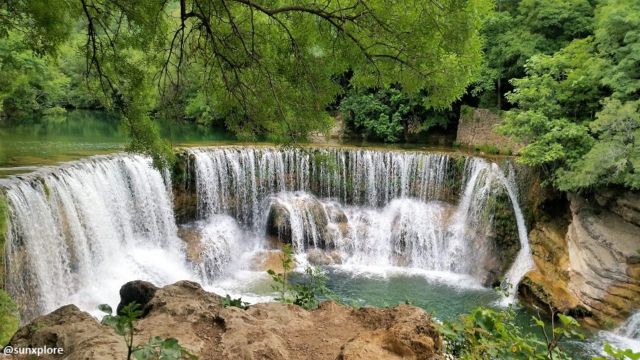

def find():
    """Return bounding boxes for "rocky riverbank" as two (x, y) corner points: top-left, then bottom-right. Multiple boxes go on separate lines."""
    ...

(7, 281), (444, 360)
(519, 188), (640, 327)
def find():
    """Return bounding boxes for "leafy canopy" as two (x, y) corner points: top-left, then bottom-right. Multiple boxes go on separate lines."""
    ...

(1, 0), (491, 165)
(499, 0), (640, 190)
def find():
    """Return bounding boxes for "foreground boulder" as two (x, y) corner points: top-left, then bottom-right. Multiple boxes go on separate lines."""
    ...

(9, 281), (444, 360)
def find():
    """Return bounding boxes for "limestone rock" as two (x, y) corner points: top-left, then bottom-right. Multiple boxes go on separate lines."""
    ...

(9, 304), (125, 360)
(249, 250), (286, 273)
(9, 281), (444, 360)
(266, 201), (293, 244)
(520, 191), (640, 326)
(177, 225), (204, 263)
(265, 193), (331, 248)
(565, 194), (640, 323)
(307, 248), (342, 265)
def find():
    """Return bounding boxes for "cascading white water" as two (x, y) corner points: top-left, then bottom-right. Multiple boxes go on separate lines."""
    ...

(499, 167), (535, 305)
(596, 312), (640, 353)
(2, 146), (535, 322)
(3, 155), (194, 321)
(187, 147), (453, 226)
(192, 215), (246, 284)
(618, 313), (640, 340)
(334, 198), (451, 269)
(188, 147), (534, 291)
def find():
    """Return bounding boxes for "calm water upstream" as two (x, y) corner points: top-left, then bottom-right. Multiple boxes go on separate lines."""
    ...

(0, 110), (233, 177)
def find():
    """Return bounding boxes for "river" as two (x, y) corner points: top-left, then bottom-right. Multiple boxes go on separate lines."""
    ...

(1, 111), (637, 358)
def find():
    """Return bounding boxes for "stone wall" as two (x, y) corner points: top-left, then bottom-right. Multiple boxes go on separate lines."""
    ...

(456, 107), (522, 154)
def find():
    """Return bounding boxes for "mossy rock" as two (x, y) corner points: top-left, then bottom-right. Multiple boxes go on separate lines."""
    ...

(0, 289), (19, 347)
(518, 272), (585, 319)
(171, 151), (199, 223)
(484, 190), (520, 277)
(0, 191), (8, 290)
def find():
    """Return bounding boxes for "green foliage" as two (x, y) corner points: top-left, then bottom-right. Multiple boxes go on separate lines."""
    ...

(593, 342), (640, 360)
(220, 295), (249, 310)
(473, 0), (595, 106)
(291, 266), (332, 310)
(99, 303), (195, 360)
(267, 244), (295, 303)
(2, 0), (490, 161)
(556, 99), (640, 190)
(0, 191), (7, 245)
(339, 88), (408, 142)
(474, 144), (504, 155)
(0, 32), (70, 119)
(267, 244), (333, 310)
(339, 87), (450, 142)
(0, 289), (20, 347)
(442, 306), (582, 360)
(498, 0), (640, 191)
(131, 336), (196, 360)
(0, 192), (8, 290)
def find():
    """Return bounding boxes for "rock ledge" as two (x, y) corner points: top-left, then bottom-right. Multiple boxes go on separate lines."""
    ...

(9, 281), (444, 360)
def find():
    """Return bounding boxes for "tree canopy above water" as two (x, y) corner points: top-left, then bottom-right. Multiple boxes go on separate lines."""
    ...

(1, 0), (491, 165)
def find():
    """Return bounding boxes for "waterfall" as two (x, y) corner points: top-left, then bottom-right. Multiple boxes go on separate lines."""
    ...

(2, 155), (193, 321)
(2, 146), (536, 321)
(188, 146), (534, 288)
(187, 147), (454, 226)
(192, 215), (245, 284)
(499, 167), (535, 305)
(617, 313), (640, 340)
(597, 312), (640, 353)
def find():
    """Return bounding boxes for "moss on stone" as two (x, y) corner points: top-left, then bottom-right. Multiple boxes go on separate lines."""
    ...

(171, 151), (199, 224)
(0, 191), (8, 289)
(0, 288), (19, 347)
(0, 193), (17, 346)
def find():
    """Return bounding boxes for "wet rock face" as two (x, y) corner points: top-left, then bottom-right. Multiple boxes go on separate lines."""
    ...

(266, 202), (293, 244)
(9, 281), (444, 360)
(172, 152), (198, 224)
(565, 193), (640, 323)
(522, 191), (640, 325)
(265, 193), (332, 249)
(306, 248), (342, 266)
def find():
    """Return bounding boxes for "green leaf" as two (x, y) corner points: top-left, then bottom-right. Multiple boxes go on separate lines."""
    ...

(98, 304), (113, 315)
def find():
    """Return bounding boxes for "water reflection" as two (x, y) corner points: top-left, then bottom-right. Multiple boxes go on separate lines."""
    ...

(0, 110), (233, 176)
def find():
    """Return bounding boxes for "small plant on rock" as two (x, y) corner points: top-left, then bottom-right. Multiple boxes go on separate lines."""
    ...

(221, 295), (249, 310)
(99, 302), (196, 360)
(267, 244), (295, 303)
(267, 244), (334, 310)
(0, 289), (19, 347)
(593, 342), (640, 360)
(292, 266), (332, 310)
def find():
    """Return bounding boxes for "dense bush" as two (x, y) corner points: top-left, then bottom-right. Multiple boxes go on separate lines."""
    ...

(442, 304), (640, 360)
(339, 87), (451, 143)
